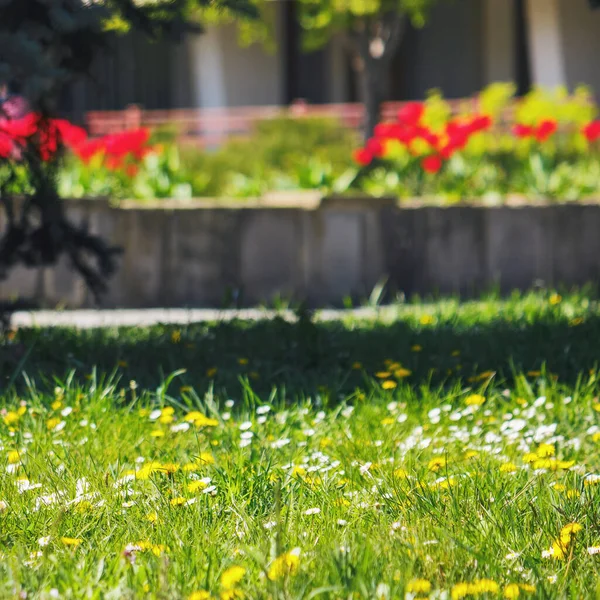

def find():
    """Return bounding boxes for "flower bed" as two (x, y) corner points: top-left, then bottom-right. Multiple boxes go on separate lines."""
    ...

(4, 84), (600, 202)
(353, 83), (600, 201)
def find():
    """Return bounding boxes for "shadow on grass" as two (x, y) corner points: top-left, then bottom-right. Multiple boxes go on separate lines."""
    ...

(2, 307), (599, 399)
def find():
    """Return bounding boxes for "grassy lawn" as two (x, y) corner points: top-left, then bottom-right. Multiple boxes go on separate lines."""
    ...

(2, 291), (600, 598)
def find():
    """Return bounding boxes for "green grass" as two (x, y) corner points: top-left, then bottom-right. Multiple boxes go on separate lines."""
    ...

(3, 291), (600, 598)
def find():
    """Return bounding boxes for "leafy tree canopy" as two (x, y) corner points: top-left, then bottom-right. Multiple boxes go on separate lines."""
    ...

(0, 0), (258, 108)
(296, 0), (436, 51)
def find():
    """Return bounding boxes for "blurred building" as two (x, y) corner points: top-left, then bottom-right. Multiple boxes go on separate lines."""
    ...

(61, 0), (600, 118)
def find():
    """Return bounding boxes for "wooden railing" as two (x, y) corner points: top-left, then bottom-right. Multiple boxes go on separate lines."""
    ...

(86, 99), (479, 146)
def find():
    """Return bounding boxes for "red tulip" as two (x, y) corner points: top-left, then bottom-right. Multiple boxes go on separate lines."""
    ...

(0, 132), (13, 158)
(73, 138), (105, 163)
(366, 137), (384, 158)
(583, 120), (600, 142)
(398, 102), (425, 126)
(513, 124), (534, 138)
(54, 119), (88, 149)
(0, 113), (39, 139)
(535, 119), (557, 142)
(470, 114), (493, 133)
(421, 155), (443, 174)
(354, 148), (373, 166)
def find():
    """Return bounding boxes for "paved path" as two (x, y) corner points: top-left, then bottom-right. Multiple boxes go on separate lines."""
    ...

(10, 307), (397, 329)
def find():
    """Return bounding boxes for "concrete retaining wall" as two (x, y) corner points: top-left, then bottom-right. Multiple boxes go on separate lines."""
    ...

(2, 197), (600, 308)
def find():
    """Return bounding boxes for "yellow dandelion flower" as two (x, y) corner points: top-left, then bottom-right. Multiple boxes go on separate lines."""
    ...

(411, 345), (423, 352)
(150, 430), (165, 438)
(237, 358), (249, 366)
(533, 458), (555, 470)
(198, 452), (215, 465)
(465, 394), (485, 406)
(292, 466), (306, 478)
(159, 463), (180, 474)
(7, 450), (20, 465)
(351, 362), (362, 370)
(504, 583), (520, 599)
(17, 406), (27, 416)
(420, 315), (435, 325)
(558, 460), (575, 470)
(189, 592), (211, 600)
(51, 400), (62, 411)
(551, 539), (568, 560)
(428, 457), (447, 472)
(394, 368), (412, 378)
(151, 544), (167, 556)
(171, 330), (181, 343)
(430, 477), (455, 490)
(536, 443), (555, 458)
(185, 411), (204, 422)
(381, 417), (395, 425)
(170, 497), (187, 507)
(185, 412), (218, 427)
(221, 566), (245, 589)
(381, 380), (397, 390)
(268, 548), (301, 581)
(220, 591), (243, 600)
(3, 412), (20, 426)
(146, 512), (158, 523)
(500, 462), (517, 473)
(477, 370), (495, 380)
(206, 367), (218, 378)
(406, 579), (431, 594)
(549, 293), (562, 305)
(527, 370), (541, 377)
(474, 580), (499, 594)
(375, 371), (392, 379)
(196, 415), (219, 427)
(561, 522), (582, 537)
(451, 583), (469, 600)
(180, 386), (193, 393)
(61, 537), (82, 547)
(394, 468), (409, 479)
(46, 417), (61, 431)
(187, 480), (208, 493)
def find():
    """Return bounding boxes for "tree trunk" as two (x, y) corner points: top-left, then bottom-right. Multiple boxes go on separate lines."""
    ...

(351, 12), (407, 143)
(360, 56), (386, 142)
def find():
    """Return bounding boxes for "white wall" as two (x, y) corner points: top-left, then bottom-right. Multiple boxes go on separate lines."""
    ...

(219, 25), (283, 107)
(526, 0), (566, 88)
(187, 10), (283, 109)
